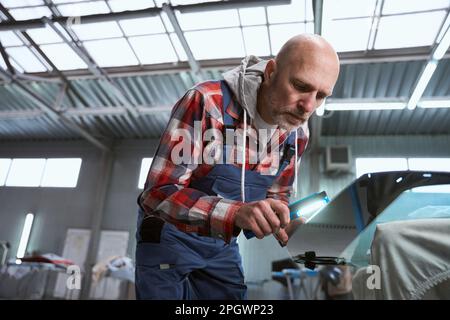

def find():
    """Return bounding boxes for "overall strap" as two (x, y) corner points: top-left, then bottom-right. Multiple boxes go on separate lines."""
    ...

(220, 80), (240, 164)
(276, 130), (297, 175)
(220, 80), (236, 127)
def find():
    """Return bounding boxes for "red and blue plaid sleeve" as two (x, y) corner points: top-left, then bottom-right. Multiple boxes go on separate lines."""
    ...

(138, 85), (243, 243)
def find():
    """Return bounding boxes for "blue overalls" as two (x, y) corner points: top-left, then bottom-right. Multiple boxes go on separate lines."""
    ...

(135, 81), (296, 300)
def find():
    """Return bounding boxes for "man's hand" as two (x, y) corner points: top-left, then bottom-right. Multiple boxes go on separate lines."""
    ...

(234, 199), (290, 243)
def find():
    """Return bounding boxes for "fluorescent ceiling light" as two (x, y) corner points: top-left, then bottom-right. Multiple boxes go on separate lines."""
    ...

(325, 102), (406, 111)
(418, 99), (450, 108)
(407, 60), (437, 110)
(16, 213), (34, 259)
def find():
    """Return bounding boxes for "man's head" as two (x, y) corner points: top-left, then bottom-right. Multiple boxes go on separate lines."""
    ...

(257, 34), (340, 131)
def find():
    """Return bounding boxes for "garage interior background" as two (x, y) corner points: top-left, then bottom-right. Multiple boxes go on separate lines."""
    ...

(0, 0), (449, 299)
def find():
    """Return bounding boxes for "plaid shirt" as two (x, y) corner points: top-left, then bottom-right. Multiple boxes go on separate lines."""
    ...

(139, 81), (309, 243)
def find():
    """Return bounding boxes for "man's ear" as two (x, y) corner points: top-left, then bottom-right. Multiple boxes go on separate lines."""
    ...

(264, 59), (276, 81)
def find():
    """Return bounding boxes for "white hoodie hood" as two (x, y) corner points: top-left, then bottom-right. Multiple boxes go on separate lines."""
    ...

(222, 55), (268, 122)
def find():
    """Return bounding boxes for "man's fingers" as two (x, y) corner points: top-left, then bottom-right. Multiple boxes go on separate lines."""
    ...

(250, 221), (265, 239)
(267, 199), (290, 228)
(253, 209), (273, 236)
(275, 228), (289, 245)
(259, 201), (281, 233)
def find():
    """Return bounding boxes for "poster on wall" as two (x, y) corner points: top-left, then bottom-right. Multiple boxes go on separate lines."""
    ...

(89, 230), (129, 300)
(53, 228), (91, 299)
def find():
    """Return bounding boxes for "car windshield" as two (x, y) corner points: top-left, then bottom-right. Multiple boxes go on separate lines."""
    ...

(340, 186), (450, 268)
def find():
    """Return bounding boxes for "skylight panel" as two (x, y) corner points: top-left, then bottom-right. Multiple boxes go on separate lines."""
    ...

(242, 26), (270, 57)
(375, 11), (447, 49)
(169, 33), (188, 61)
(40, 43), (87, 70)
(0, 31), (23, 47)
(269, 23), (309, 54)
(70, 21), (123, 41)
(108, 0), (155, 12)
(5, 46), (47, 72)
(1, 0), (43, 7)
(323, 17), (372, 52)
(267, 0), (313, 24)
(185, 28), (245, 60)
(119, 17), (166, 36)
(8, 56), (24, 72)
(323, 0), (376, 19)
(160, 11), (174, 32)
(57, 1), (110, 16)
(83, 38), (139, 67)
(163, 0), (224, 5)
(175, 9), (240, 30)
(382, 0), (450, 15)
(0, 57), (6, 70)
(238, 7), (267, 26)
(8, 5), (51, 20)
(129, 34), (178, 64)
(26, 26), (63, 44)
(51, 0), (86, 3)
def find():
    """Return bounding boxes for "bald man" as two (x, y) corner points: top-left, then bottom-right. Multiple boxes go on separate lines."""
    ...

(136, 34), (340, 300)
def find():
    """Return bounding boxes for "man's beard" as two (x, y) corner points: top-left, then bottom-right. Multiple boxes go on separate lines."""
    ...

(270, 106), (309, 131)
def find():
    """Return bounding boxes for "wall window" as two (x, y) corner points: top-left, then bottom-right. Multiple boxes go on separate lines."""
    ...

(40, 158), (82, 188)
(407, 158), (450, 172)
(0, 158), (12, 186)
(138, 157), (153, 189)
(355, 158), (408, 178)
(356, 157), (450, 193)
(407, 158), (450, 193)
(6, 158), (47, 187)
(1, 158), (82, 188)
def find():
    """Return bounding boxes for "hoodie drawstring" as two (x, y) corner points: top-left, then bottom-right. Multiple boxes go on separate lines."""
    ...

(241, 109), (247, 202)
(293, 130), (298, 199)
(238, 57), (249, 203)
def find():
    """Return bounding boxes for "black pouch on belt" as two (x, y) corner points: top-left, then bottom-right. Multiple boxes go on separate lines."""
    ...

(139, 216), (165, 243)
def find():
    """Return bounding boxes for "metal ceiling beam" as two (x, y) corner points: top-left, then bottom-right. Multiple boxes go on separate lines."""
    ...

(42, 0), (135, 137)
(312, 0), (323, 35)
(0, 67), (111, 152)
(0, 105), (174, 119)
(0, 0), (291, 31)
(0, 40), (14, 74)
(162, 3), (205, 82)
(366, 0), (384, 51)
(0, 3), (97, 119)
(43, 17), (140, 119)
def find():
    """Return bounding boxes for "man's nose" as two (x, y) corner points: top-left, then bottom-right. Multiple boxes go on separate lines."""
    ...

(298, 92), (316, 114)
